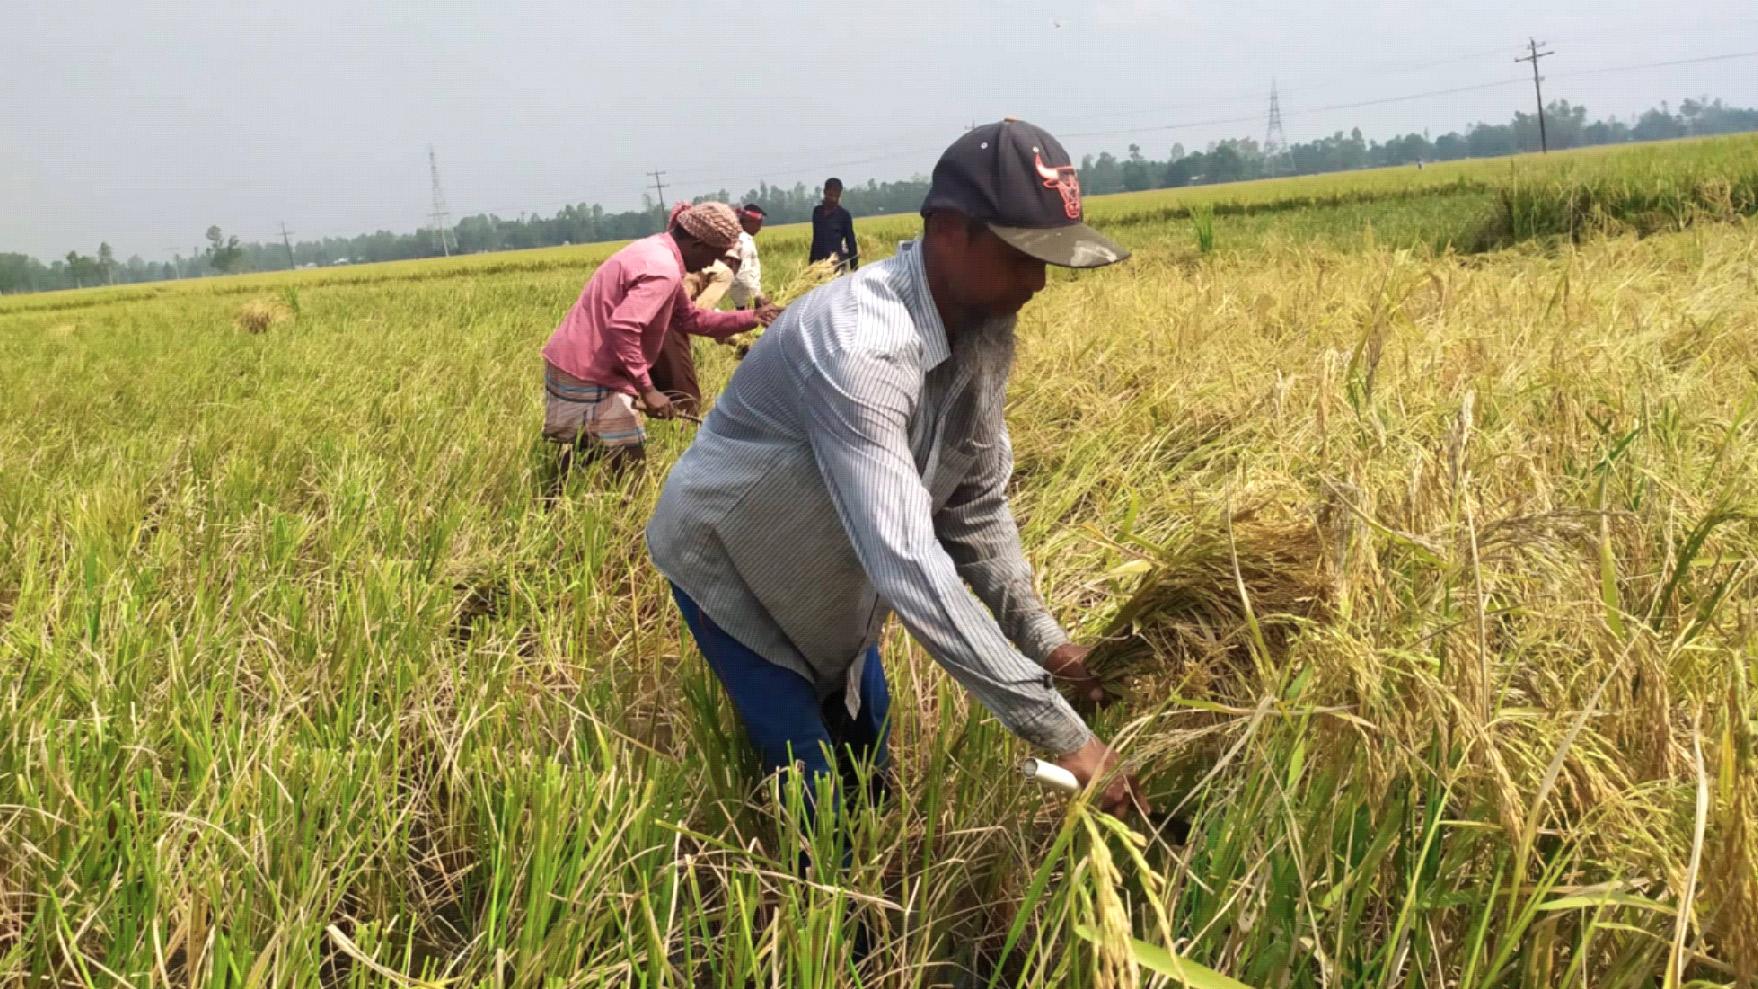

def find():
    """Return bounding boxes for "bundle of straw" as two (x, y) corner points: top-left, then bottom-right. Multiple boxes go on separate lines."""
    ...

(770, 257), (842, 307)
(727, 257), (842, 357)
(1085, 514), (1328, 680)
(234, 298), (293, 334)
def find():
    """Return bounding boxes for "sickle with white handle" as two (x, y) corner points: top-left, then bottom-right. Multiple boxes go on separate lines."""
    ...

(1019, 757), (1081, 794)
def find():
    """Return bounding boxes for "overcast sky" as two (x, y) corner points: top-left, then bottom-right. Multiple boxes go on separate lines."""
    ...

(5, 0), (1755, 261)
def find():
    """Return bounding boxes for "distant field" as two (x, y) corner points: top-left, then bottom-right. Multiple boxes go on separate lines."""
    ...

(6, 132), (1753, 317)
(2, 133), (1755, 987)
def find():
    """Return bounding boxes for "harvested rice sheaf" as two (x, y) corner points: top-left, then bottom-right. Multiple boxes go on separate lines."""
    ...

(1087, 512), (1329, 679)
(235, 297), (293, 334)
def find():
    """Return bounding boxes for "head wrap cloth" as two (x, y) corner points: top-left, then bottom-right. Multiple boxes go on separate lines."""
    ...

(668, 202), (741, 252)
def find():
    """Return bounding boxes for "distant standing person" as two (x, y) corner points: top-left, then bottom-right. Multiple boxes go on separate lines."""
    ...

(540, 201), (780, 472)
(809, 178), (858, 272)
(727, 205), (769, 310)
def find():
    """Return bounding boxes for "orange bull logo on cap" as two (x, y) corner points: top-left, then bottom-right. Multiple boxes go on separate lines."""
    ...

(1034, 152), (1082, 220)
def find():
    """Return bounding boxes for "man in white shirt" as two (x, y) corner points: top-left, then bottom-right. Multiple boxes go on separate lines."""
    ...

(727, 205), (768, 310)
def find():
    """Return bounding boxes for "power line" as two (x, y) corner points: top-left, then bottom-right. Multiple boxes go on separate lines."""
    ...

(114, 47), (1758, 262)
(1548, 49), (1758, 80)
(685, 149), (926, 185)
(1295, 77), (1534, 115)
(1051, 51), (1756, 143)
(427, 144), (932, 222)
(278, 221), (296, 269)
(646, 170), (669, 211)
(1515, 38), (1558, 152)
(1038, 43), (1561, 131)
(1058, 77), (1530, 141)
(438, 48), (1758, 222)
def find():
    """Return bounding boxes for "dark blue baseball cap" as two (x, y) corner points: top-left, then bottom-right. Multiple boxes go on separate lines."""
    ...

(920, 118), (1129, 268)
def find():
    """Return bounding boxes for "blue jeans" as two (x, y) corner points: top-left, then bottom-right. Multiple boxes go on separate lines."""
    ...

(670, 584), (891, 819)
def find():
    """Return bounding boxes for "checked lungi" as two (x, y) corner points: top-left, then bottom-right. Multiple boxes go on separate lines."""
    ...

(541, 362), (645, 448)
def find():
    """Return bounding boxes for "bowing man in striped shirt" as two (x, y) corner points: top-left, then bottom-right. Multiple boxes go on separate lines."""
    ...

(648, 121), (1148, 834)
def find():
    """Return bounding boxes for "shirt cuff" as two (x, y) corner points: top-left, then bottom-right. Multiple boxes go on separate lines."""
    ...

(1009, 689), (1093, 755)
(1018, 613), (1072, 665)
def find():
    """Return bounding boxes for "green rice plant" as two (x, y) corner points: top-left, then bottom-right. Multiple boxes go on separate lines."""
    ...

(1191, 206), (1216, 254)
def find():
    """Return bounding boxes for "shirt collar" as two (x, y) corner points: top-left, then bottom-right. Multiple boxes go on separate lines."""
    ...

(655, 231), (684, 275)
(897, 240), (950, 370)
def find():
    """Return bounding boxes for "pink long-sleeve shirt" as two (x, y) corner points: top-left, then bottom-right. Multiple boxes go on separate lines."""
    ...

(541, 233), (759, 395)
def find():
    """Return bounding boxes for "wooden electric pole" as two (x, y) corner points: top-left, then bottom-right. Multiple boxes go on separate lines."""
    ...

(1515, 38), (1557, 152)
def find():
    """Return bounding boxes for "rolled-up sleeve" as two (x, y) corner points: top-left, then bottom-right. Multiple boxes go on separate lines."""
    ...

(935, 423), (1071, 663)
(802, 348), (1092, 754)
(671, 293), (759, 340)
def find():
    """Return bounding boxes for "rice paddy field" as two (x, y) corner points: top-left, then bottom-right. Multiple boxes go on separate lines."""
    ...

(2, 134), (1756, 987)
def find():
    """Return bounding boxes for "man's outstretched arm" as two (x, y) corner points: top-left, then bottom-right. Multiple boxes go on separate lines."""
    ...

(935, 422), (1108, 704)
(802, 348), (1091, 755)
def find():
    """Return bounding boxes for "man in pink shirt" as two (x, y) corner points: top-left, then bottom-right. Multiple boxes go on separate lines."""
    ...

(541, 202), (782, 471)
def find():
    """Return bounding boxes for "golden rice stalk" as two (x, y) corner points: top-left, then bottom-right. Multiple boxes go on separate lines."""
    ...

(1704, 673), (1758, 982)
(771, 257), (842, 306)
(1087, 514), (1328, 678)
(728, 257), (842, 356)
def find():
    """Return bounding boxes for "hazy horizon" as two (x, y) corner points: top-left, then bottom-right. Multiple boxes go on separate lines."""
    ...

(5, 0), (1755, 262)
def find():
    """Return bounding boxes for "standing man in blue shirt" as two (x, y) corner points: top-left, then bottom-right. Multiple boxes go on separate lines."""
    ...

(808, 177), (859, 272)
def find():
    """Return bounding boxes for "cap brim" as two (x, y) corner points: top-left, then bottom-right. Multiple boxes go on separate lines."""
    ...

(989, 221), (1130, 269)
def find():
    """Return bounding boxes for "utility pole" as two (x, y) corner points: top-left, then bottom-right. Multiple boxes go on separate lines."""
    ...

(278, 222), (296, 269)
(1515, 38), (1556, 152)
(650, 170), (668, 233)
(428, 145), (454, 257)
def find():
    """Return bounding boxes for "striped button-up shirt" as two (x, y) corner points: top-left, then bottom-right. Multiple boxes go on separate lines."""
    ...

(647, 240), (1091, 755)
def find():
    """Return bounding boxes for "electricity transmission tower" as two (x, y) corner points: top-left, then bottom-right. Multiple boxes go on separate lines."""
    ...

(1264, 80), (1291, 175)
(1514, 39), (1556, 152)
(1264, 80), (1287, 153)
(278, 222), (296, 269)
(647, 170), (669, 211)
(428, 146), (455, 256)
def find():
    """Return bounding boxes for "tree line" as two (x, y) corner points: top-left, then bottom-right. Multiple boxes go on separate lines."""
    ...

(4, 96), (1755, 294)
